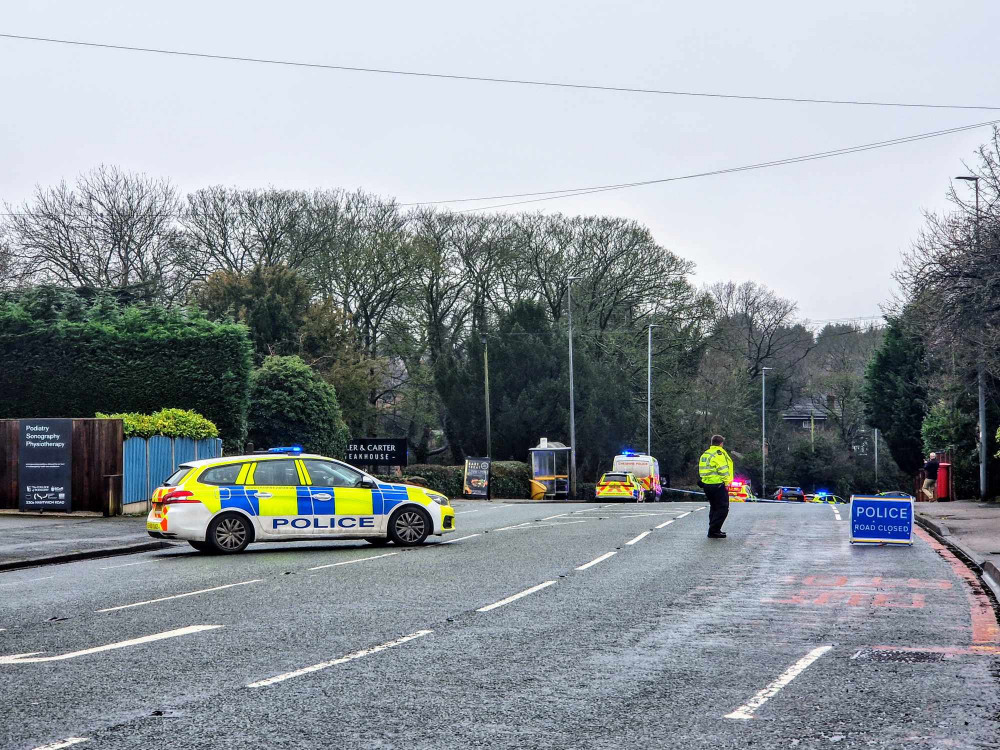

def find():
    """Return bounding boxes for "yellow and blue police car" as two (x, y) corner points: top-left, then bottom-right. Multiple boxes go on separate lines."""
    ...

(146, 447), (455, 554)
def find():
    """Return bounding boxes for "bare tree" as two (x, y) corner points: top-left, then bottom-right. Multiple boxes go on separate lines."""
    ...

(4, 166), (188, 302)
(183, 186), (320, 275)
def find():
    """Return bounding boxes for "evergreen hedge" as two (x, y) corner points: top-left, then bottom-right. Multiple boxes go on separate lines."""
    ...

(96, 408), (219, 440)
(0, 291), (252, 444)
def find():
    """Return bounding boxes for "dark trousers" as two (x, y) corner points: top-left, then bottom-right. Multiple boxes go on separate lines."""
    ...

(703, 483), (730, 534)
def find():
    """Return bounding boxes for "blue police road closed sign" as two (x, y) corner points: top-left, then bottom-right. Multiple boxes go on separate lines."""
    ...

(850, 495), (914, 545)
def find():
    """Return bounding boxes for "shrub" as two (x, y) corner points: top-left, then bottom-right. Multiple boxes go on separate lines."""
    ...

(0, 291), (252, 445)
(247, 355), (350, 458)
(97, 408), (219, 440)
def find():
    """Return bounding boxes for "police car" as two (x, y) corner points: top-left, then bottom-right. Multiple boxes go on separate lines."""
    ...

(146, 447), (455, 554)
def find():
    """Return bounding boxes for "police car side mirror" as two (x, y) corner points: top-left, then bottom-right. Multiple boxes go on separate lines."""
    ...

(358, 479), (377, 490)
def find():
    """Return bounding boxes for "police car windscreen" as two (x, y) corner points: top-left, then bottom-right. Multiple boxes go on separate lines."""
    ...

(603, 473), (629, 483)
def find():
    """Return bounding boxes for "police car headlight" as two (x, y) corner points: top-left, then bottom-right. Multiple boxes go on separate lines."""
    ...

(426, 492), (450, 506)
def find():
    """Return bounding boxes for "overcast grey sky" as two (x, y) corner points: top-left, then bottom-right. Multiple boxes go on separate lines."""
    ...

(2, 1), (998, 323)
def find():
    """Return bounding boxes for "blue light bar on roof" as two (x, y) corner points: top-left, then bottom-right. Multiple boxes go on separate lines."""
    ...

(268, 445), (303, 454)
(621, 449), (637, 456)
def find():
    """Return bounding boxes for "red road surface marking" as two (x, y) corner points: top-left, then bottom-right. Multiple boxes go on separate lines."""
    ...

(915, 527), (1000, 645)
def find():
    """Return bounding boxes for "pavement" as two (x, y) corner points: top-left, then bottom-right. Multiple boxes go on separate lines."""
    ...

(1, 499), (999, 749)
(915, 500), (1000, 596)
(0, 513), (169, 571)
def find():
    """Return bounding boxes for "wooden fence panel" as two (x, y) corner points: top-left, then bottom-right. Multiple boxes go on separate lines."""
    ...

(71, 419), (124, 514)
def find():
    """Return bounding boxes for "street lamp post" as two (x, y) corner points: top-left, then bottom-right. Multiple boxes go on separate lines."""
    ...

(957, 175), (987, 499)
(761, 367), (773, 498)
(647, 324), (661, 456)
(567, 276), (583, 499)
(481, 334), (491, 459)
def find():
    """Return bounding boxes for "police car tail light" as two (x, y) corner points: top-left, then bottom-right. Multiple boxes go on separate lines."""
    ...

(162, 489), (198, 505)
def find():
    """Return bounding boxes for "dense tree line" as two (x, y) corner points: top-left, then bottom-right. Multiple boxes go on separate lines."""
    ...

(866, 128), (1000, 498)
(1, 165), (903, 493)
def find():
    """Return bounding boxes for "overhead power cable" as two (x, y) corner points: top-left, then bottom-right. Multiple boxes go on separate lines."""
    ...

(1, 32), (999, 112)
(406, 119), (999, 212)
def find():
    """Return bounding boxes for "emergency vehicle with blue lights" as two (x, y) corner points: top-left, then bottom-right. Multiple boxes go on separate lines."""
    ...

(146, 447), (455, 554)
(611, 451), (662, 501)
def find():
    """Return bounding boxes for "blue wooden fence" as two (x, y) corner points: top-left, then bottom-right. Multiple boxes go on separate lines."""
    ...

(123, 437), (223, 506)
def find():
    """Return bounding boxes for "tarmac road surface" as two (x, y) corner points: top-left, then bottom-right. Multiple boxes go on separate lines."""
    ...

(1, 500), (998, 749)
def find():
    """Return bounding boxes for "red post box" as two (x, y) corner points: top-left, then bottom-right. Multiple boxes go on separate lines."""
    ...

(936, 462), (951, 501)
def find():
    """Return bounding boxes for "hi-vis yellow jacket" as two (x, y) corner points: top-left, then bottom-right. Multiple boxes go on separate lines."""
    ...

(699, 445), (734, 485)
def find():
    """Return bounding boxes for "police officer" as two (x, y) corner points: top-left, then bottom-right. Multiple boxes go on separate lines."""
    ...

(698, 434), (734, 538)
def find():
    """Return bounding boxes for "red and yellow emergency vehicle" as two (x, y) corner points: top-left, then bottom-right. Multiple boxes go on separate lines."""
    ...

(595, 472), (644, 502)
(611, 452), (662, 501)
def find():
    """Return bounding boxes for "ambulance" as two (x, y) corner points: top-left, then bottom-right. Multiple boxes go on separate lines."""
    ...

(146, 447), (455, 554)
(611, 451), (662, 501)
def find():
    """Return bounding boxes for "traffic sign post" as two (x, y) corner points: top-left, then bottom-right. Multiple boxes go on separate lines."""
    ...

(849, 495), (914, 545)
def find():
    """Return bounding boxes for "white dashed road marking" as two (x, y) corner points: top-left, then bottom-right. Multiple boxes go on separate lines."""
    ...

(99, 559), (159, 570)
(626, 530), (652, 545)
(575, 551), (617, 570)
(675, 512), (691, 519)
(97, 580), (261, 612)
(32, 739), (90, 750)
(308, 552), (398, 571)
(832, 506), (842, 521)
(438, 534), (480, 544)
(724, 645), (833, 719)
(655, 519), (675, 529)
(0, 625), (223, 664)
(247, 630), (433, 688)
(477, 581), (558, 612)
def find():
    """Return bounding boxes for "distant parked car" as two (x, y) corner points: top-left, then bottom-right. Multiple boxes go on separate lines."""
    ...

(877, 491), (915, 500)
(772, 486), (805, 501)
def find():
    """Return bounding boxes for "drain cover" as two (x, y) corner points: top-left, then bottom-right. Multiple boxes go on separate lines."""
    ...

(852, 649), (947, 663)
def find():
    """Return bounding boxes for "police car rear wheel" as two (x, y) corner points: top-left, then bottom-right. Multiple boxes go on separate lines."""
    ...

(388, 508), (430, 546)
(208, 513), (252, 554)
(188, 541), (212, 553)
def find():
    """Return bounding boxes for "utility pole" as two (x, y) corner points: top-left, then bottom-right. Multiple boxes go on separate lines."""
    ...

(567, 276), (583, 499)
(481, 334), (491, 459)
(957, 175), (987, 499)
(874, 427), (879, 489)
(761, 367), (773, 497)
(647, 324), (661, 456)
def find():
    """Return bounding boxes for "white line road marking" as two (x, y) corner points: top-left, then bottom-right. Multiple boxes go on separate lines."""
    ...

(97, 580), (261, 612)
(247, 630), (432, 688)
(695, 506), (706, 511)
(832, 506), (842, 521)
(0, 577), (54, 588)
(0, 625), (223, 664)
(439, 534), (480, 544)
(724, 645), (834, 719)
(494, 522), (533, 531)
(655, 519), (675, 529)
(625, 530), (652, 545)
(575, 551), (617, 570)
(457, 504), (510, 515)
(99, 559), (158, 570)
(675, 512), (691, 519)
(541, 512), (570, 520)
(32, 739), (90, 750)
(308, 552), (398, 571)
(477, 580), (558, 612)
(617, 512), (677, 518)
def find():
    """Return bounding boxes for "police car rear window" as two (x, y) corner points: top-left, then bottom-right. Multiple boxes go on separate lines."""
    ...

(163, 467), (192, 487)
(603, 473), (629, 483)
(199, 463), (245, 485)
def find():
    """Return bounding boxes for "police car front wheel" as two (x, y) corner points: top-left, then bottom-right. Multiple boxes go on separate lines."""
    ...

(207, 513), (253, 554)
(388, 507), (431, 546)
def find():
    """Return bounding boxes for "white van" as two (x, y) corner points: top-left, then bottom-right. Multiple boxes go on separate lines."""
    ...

(611, 452), (662, 501)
